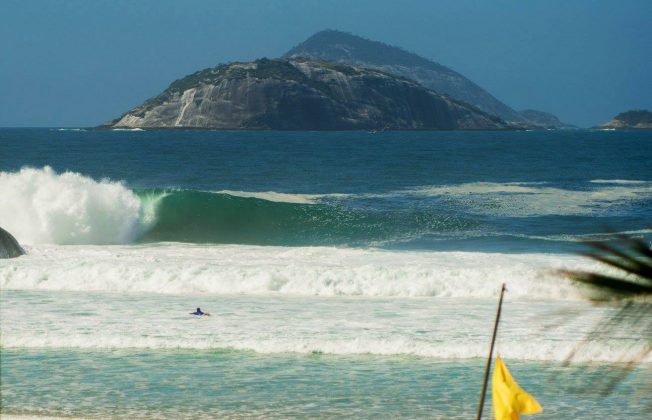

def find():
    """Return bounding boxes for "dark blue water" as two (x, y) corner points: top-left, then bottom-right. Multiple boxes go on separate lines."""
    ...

(3, 129), (651, 190)
(1, 128), (651, 252)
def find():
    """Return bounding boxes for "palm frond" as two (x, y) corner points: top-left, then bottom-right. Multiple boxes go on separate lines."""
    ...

(561, 236), (652, 300)
(557, 233), (652, 403)
(560, 270), (652, 298)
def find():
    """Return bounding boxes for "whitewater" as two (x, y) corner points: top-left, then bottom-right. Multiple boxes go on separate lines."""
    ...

(1, 129), (651, 418)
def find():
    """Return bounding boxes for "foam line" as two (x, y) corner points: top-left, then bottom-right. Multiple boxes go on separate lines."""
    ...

(1, 244), (598, 299)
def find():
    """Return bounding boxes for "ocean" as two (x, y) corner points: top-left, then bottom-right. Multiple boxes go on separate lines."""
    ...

(1, 128), (651, 418)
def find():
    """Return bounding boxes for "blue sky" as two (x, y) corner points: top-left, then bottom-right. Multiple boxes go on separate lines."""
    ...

(1, 0), (650, 127)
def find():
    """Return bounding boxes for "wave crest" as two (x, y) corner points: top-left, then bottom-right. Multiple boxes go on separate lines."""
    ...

(141, 189), (470, 245)
(0, 167), (154, 245)
(3, 168), (650, 246)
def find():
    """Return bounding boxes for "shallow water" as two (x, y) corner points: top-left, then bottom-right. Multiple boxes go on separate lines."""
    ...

(2, 349), (651, 419)
(0, 289), (631, 360)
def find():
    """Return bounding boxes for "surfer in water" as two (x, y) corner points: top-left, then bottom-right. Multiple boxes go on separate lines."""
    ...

(190, 307), (210, 316)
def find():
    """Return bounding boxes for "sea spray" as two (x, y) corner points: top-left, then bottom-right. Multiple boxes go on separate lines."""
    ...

(0, 167), (157, 245)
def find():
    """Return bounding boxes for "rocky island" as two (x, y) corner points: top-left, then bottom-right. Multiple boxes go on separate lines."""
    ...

(598, 110), (652, 130)
(103, 58), (514, 130)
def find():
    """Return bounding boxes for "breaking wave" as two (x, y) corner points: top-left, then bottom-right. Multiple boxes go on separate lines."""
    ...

(2, 168), (650, 246)
(0, 167), (158, 245)
(0, 167), (472, 246)
(139, 189), (471, 245)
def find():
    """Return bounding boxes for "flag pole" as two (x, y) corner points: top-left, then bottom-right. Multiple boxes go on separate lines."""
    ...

(476, 283), (507, 420)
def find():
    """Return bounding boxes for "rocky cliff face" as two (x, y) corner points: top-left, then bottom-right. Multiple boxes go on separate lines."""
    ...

(105, 58), (512, 130)
(598, 110), (652, 129)
(284, 30), (569, 128)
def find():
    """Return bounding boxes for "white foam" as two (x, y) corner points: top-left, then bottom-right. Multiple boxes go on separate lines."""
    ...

(218, 181), (652, 217)
(489, 228), (652, 243)
(2, 289), (647, 363)
(216, 190), (351, 204)
(1, 417), (90, 420)
(400, 181), (652, 216)
(0, 243), (598, 299)
(405, 182), (545, 195)
(0, 167), (156, 245)
(590, 179), (649, 184)
(2, 244), (644, 363)
(7, 334), (643, 363)
(217, 190), (321, 204)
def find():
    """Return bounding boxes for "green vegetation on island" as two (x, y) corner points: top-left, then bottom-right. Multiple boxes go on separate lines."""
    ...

(614, 110), (652, 126)
(599, 109), (652, 129)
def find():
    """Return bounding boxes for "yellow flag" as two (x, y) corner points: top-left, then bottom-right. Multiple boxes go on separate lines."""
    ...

(492, 355), (542, 420)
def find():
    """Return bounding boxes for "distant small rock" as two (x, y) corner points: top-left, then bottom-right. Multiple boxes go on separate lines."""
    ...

(0, 226), (25, 259)
(598, 110), (652, 130)
(517, 110), (575, 130)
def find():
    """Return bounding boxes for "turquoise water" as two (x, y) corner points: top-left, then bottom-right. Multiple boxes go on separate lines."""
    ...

(1, 128), (651, 418)
(2, 349), (650, 419)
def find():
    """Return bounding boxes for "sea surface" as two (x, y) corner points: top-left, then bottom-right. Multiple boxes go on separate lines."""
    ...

(1, 128), (651, 418)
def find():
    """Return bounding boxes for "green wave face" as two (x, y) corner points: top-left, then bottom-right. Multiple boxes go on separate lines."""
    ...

(137, 190), (471, 246)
